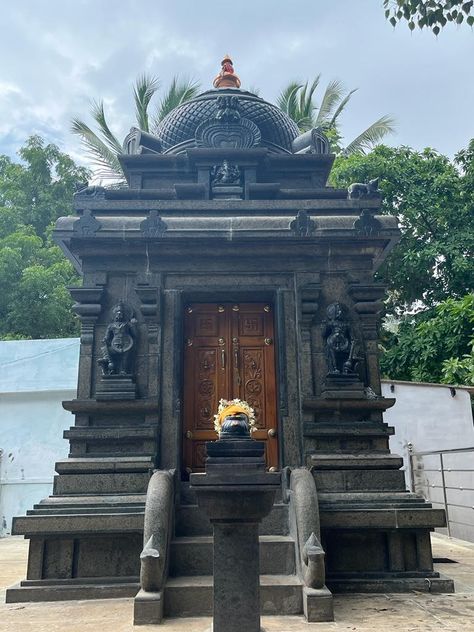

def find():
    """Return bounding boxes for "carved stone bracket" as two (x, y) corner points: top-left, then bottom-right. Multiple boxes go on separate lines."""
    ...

(300, 285), (321, 329)
(73, 210), (101, 236)
(69, 286), (105, 344)
(348, 284), (386, 316)
(136, 285), (160, 324)
(353, 210), (382, 236)
(140, 210), (167, 238)
(136, 285), (161, 347)
(290, 210), (316, 237)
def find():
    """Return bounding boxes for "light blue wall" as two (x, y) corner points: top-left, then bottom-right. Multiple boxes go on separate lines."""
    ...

(0, 339), (80, 536)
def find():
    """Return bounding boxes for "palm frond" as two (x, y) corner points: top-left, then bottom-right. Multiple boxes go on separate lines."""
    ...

(153, 77), (200, 127)
(89, 100), (123, 155)
(298, 76), (320, 121)
(328, 89), (357, 128)
(133, 74), (160, 132)
(343, 115), (396, 155)
(315, 79), (345, 126)
(276, 82), (303, 116)
(70, 118), (123, 179)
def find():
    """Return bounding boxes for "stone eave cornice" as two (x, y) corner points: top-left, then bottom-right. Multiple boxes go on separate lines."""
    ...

(56, 213), (398, 234)
(53, 213), (400, 275)
(72, 197), (383, 215)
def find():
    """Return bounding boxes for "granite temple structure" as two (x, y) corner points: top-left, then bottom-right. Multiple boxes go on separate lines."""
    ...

(6, 59), (454, 620)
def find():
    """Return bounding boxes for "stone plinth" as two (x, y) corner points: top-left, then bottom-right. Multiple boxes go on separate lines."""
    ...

(190, 434), (280, 632)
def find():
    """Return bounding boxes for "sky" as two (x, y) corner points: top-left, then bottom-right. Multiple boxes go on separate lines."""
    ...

(0, 0), (473, 170)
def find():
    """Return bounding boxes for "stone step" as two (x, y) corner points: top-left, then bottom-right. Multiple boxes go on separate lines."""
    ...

(320, 507), (447, 530)
(35, 494), (146, 507)
(55, 456), (154, 474)
(180, 481), (282, 505)
(6, 580), (139, 603)
(12, 511), (144, 536)
(64, 426), (157, 441)
(53, 471), (150, 495)
(164, 574), (303, 617)
(169, 535), (295, 577)
(175, 502), (289, 537)
(314, 468), (406, 493)
(65, 425), (157, 459)
(319, 490), (429, 510)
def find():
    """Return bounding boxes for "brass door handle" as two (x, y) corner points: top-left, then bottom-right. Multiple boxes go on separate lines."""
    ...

(268, 428), (277, 438)
(186, 430), (193, 440)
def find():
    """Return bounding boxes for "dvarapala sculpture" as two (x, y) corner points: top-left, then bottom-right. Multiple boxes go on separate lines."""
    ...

(322, 302), (359, 375)
(98, 301), (138, 376)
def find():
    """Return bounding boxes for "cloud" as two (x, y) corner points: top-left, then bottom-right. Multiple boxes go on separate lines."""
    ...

(0, 0), (473, 170)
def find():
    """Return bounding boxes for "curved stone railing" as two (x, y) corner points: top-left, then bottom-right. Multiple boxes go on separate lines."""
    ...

(288, 467), (325, 589)
(134, 469), (175, 625)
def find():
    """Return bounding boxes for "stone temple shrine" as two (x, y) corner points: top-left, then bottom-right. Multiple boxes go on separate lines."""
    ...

(6, 58), (453, 622)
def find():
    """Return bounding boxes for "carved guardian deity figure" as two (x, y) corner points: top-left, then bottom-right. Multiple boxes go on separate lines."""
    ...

(98, 301), (137, 376)
(322, 302), (358, 375)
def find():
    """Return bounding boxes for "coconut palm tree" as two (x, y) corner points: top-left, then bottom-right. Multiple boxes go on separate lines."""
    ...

(277, 75), (395, 155)
(71, 74), (200, 180)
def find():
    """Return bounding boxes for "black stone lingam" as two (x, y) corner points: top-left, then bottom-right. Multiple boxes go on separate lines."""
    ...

(190, 414), (280, 632)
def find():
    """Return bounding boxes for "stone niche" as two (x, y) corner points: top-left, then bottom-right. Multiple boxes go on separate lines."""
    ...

(6, 83), (453, 611)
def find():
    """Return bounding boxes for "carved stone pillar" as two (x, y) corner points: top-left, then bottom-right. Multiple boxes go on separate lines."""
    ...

(69, 285), (105, 399)
(299, 284), (321, 399)
(348, 284), (386, 396)
(136, 283), (162, 399)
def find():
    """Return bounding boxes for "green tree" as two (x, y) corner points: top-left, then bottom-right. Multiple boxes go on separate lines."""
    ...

(276, 77), (395, 154)
(71, 74), (200, 180)
(331, 141), (474, 385)
(0, 136), (90, 339)
(384, 0), (474, 34)
(381, 294), (474, 385)
(330, 143), (474, 310)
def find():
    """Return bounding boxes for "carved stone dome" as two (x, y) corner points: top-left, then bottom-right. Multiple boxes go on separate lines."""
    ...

(155, 88), (300, 154)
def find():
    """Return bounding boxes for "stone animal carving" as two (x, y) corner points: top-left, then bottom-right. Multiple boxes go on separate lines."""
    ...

(347, 178), (379, 200)
(322, 302), (359, 375)
(289, 468), (326, 589)
(98, 301), (137, 376)
(134, 469), (175, 624)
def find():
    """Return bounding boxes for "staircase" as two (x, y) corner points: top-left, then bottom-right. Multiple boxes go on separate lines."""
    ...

(164, 485), (309, 618)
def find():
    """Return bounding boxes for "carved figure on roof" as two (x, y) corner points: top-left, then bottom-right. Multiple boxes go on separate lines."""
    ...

(215, 95), (241, 123)
(211, 160), (241, 186)
(213, 54), (241, 89)
(322, 302), (359, 375)
(347, 178), (380, 200)
(98, 301), (138, 376)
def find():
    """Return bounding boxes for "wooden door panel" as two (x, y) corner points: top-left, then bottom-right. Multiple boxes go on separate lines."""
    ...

(183, 302), (278, 474)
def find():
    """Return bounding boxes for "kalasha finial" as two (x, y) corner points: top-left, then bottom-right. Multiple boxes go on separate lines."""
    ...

(213, 54), (241, 89)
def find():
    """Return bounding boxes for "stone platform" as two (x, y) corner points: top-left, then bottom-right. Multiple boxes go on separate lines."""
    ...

(1, 534), (473, 631)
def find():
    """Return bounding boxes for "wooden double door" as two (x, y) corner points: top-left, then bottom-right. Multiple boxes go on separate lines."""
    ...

(183, 302), (278, 474)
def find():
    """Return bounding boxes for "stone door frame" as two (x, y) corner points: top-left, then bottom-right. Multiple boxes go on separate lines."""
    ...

(158, 273), (304, 474)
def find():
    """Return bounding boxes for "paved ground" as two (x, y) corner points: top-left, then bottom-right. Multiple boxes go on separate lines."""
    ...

(1, 533), (473, 631)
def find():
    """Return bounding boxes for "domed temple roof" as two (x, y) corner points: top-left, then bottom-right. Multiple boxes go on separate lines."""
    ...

(155, 88), (300, 154)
